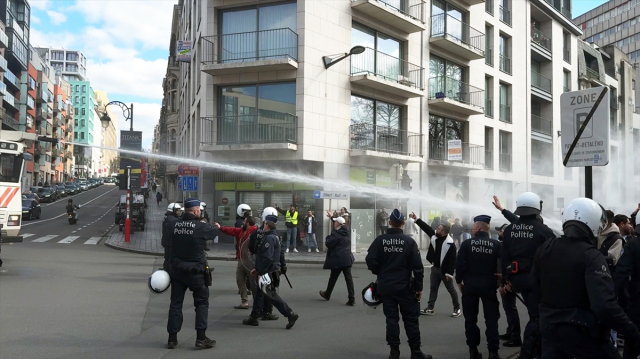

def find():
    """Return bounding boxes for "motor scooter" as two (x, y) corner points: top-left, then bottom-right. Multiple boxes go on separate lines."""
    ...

(68, 205), (81, 225)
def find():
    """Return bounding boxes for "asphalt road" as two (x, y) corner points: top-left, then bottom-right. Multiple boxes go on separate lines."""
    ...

(0, 240), (529, 359)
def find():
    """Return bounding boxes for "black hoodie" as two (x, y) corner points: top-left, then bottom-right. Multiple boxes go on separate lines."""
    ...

(323, 225), (354, 269)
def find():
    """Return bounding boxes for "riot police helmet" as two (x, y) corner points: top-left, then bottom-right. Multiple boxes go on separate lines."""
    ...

(201, 202), (207, 208)
(514, 192), (543, 216)
(258, 272), (272, 294)
(362, 282), (382, 309)
(237, 204), (252, 217)
(562, 198), (607, 237)
(167, 202), (182, 212)
(262, 207), (278, 221)
(148, 269), (171, 294)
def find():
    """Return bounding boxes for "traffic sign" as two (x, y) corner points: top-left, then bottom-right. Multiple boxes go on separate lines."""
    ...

(560, 87), (610, 167)
(178, 164), (200, 176)
(313, 190), (349, 200)
(182, 176), (198, 191)
(177, 176), (183, 190)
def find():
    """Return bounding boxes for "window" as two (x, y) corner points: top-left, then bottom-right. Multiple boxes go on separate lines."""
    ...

(66, 52), (77, 61)
(82, 85), (86, 93)
(486, 0), (493, 14)
(428, 115), (466, 161)
(82, 97), (86, 104)
(499, 130), (512, 171)
(81, 132), (85, 140)
(74, 96), (78, 103)
(81, 119), (85, 127)
(81, 108), (86, 115)
(485, 76), (493, 118)
(563, 32), (570, 63)
(531, 139), (553, 176)
(351, 96), (404, 153)
(499, 34), (511, 74)
(74, 119), (78, 127)
(485, 25), (493, 66)
(563, 70), (571, 92)
(499, 82), (511, 123)
(28, 76), (36, 90)
(499, 0), (511, 25)
(485, 127), (494, 169)
(352, 23), (404, 82)
(74, 132), (78, 139)
(429, 55), (471, 105)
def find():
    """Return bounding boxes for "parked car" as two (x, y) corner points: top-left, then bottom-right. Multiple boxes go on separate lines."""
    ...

(65, 184), (78, 195)
(38, 188), (55, 203)
(78, 182), (89, 191)
(44, 185), (58, 201)
(22, 199), (41, 220)
(23, 192), (41, 203)
(56, 184), (67, 197)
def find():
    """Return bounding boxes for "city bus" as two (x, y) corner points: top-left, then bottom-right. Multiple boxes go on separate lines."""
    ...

(0, 135), (34, 243)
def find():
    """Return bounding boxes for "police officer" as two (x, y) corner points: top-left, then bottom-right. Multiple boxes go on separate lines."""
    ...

(501, 192), (555, 358)
(456, 215), (502, 359)
(166, 198), (216, 349)
(614, 223), (640, 359)
(162, 203), (182, 270)
(533, 198), (640, 358)
(365, 209), (432, 359)
(495, 223), (521, 347)
(242, 213), (299, 329)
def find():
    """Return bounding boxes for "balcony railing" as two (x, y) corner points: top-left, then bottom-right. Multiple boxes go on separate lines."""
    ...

(485, 98), (493, 117)
(350, 123), (423, 157)
(428, 76), (484, 109)
(485, 149), (493, 169)
(201, 113), (298, 145)
(531, 114), (552, 135)
(47, 106), (54, 119)
(3, 91), (16, 109)
(0, 55), (7, 72)
(351, 47), (423, 89)
(500, 104), (511, 123)
(3, 69), (19, 89)
(350, 0), (426, 22)
(428, 141), (484, 166)
(561, 7), (571, 19)
(201, 28), (298, 65)
(499, 6), (511, 25)
(499, 152), (512, 172)
(0, 28), (7, 48)
(486, 0), (493, 14)
(26, 96), (35, 110)
(485, 47), (493, 66)
(499, 54), (511, 74)
(1, 111), (19, 130)
(531, 27), (552, 53)
(585, 67), (601, 81)
(563, 48), (570, 63)
(531, 70), (552, 94)
(430, 13), (485, 55)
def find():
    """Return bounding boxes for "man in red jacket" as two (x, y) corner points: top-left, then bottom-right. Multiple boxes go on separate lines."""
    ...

(214, 217), (258, 309)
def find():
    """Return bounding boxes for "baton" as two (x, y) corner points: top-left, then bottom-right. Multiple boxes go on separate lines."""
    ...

(283, 272), (293, 289)
(515, 293), (526, 305)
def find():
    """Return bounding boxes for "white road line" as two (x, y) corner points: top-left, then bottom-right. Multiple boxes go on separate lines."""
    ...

(84, 237), (102, 245)
(58, 236), (80, 244)
(21, 233), (35, 238)
(71, 231), (77, 233)
(32, 235), (59, 243)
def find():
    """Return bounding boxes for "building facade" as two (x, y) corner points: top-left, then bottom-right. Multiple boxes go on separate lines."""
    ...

(34, 47), (87, 82)
(70, 80), (101, 177)
(94, 90), (119, 176)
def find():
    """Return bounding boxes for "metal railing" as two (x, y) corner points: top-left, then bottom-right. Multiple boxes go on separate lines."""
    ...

(531, 70), (552, 94)
(500, 104), (511, 123)
(200, 113), (298, 145)
(499, 5), (511, 25)
(486, 0), (493, 14)
(605, 62), (616, 78)
(610, 93), (619, 109)
(499, 54), (511, 74)
(1, 111), (19, 130)
(47, 106), (54, 119)
(430, 13), (485, 55)
(485, 97), (493, 117)
(561, 7), (571, 19)
(0, 55), (7, 72)
(585, 67), (601, 81)
(428, 76), (484, 109)
(485, 149), (493, 169)
(499, 152), (512, 172)
(531, 114), (552, 135)
(26, 96), (35, 109)
(531, 27), (552, 53)
(485, 47), (493, 66)
(0, 28), (7, 48)
(428, 141), (484, 166)
(350, 123), (423, 157)
(563, 48), (570, 62)
(350, 0), (426, 22)
(351, 47), (424, 89)
(3, 69), (19, 88)
(37, 105), (47, 120)
(201, 28), (298, 65)
(3, 92), (16, 109)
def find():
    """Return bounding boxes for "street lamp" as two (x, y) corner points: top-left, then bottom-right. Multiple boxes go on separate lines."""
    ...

(323, 45), (366, 69)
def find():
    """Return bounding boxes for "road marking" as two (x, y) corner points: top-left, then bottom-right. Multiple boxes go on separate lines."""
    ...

(58, 236), (80, 244)
(84, 237), (102, 245)
(32, 235), (59, 243)
(21, 233), (35, 238)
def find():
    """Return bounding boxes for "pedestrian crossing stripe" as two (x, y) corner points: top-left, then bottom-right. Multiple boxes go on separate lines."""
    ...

(32, 235), (58, 242)
(84, 237), (101, 245)
(58, 236), (80, 244)
(21, 233), (35, 238)
(24, 234), (102, 245)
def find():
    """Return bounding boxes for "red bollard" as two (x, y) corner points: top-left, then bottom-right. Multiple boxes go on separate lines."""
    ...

(125, 218), (131, 242)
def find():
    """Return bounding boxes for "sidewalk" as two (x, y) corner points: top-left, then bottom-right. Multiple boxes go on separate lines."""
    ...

(104, 196), (369, 265)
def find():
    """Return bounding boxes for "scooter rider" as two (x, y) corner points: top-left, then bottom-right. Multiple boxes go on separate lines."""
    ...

(162, 203), (183, 270)
(66, 199), (80, 220)
(500, 192), (555, 357)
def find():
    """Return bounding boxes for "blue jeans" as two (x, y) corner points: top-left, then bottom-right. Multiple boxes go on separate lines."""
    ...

(286, 227), (298, 250)
(305, 233), (318, 249)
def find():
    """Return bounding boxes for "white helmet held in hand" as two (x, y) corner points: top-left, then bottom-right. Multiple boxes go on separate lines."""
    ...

(167, 202), (182, 212)
(148, 269), (171, 294)
(362, 283), (382, 309)
(258, 272), (272, 294)
(262, 207), (278, 221)
(237, 204), (252, 217)
(514, 192), (542, 216)
(200, 202), (207, 208)
(562, 198), (607, 237)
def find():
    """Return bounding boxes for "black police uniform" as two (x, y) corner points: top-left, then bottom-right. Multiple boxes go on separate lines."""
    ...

(497, 231), (520, 345)
(456, 228), (502, 357)
(614, 231), (640, 359)
(533, 223), (640, 359)
(365, 227), (426, 354)
(161, 211), (180, 270)
(167, 212), (215, 336)
(501, 215), (554, 357)
(248, 228), (275, 318)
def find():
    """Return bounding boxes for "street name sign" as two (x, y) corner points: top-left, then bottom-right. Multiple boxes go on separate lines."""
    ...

(560, 87), (610, 167)
(313, 191), (350, 200)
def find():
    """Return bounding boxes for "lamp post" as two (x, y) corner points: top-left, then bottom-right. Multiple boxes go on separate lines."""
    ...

(322, 45), (366, 69)
(125, 166), (131, 242)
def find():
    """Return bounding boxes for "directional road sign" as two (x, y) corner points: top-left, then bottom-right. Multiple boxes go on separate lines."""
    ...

(560, 87), (610, 167)
(182, 176), (199, 192)
(177, 176), (183, 190)
(313, 191), (349, 200)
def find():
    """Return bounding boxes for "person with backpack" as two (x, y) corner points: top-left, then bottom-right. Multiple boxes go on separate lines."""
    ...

(156, 191), (163, 207)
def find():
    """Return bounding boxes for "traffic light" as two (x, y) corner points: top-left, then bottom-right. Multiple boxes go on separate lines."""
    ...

(400, 170), (412, 191)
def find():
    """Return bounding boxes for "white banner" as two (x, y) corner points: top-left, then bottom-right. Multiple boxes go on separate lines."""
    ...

(176, 41), (192, 62)
(447, 140), (462, 161)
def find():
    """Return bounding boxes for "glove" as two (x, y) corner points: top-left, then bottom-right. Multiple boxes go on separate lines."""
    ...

(281, 266), (287, 275)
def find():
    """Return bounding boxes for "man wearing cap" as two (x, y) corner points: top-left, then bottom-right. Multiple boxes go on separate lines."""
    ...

(456, 215), (502, 359)
(366, 209), (432, 359)
(495, 223), (521, 347)
(166, 198), (216, 350)
(320, 214), (355, 305)
(162, 203), (183, 270)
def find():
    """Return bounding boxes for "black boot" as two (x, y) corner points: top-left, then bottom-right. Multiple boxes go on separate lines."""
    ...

(286, 312), (299, 329)
(167, 333), (178, 349)
(469, 347), (482, 359)
(261, 313), (279, 320)
(410, 347), (433, 359)
(499, 333), (511, 340)
(503, 338), (522, 347)
(195, 330), (215, 349)
(389, 345), (400, 359)
(488, 351), (501, 359)
(242, 316), (259, 326)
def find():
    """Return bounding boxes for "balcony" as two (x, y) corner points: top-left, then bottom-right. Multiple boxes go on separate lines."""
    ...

(605, 62), (616, 78)
(35, 146), (47, 156)
(499, 6), (511, 25)
(0, 55), (7, 72)
(350, 123), (423, 162)
(531, 70), (552, 101)
(350, 47), (424, 98)
(3, 69), (20, 92)
(6, 27), (28, 70)
(26, 96), (35, 110)
(428, 141), (485, 169)
(499, 152), (512, 172)
(485, 97), (493, 117)
(1, 111), (20, 131)
(52, 149), (60, 157)
(200, 114), (298, 152)
(46, 106), (54, 119)
(484, 149), (493, 169)
(201, 28), (298, 76)
(37, 88), (50, 104)
(0, 28), (7, 48)
(531, 114), (552, 136)
(2, 91), (18, 110)
(52, 116), (61, 128)
(581, 67), (603, 84)
(499, 55), (511, 74)
(428, 76), (484, 115)
(458, 0), (485, 6)
(37, 106), (47, 121)
(350, 0), (426, 33)
(430, 13), (485, 60)
(531, 27), (552, 60)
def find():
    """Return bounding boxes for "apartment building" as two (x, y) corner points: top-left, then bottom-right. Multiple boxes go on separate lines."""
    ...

(69, 81), (101, 177)
(156, 0), (588, 248)
(53, 76), (74, 182)
(94, 90), (120, 176)
(35, 47), (87, 82)
(1, 0), (29, 134)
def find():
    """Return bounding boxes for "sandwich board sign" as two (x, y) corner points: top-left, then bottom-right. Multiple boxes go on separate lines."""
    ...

(560, 87), (610, 167)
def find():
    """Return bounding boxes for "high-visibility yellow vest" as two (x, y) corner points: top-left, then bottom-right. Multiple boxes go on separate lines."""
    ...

(286, 211), (298, 225)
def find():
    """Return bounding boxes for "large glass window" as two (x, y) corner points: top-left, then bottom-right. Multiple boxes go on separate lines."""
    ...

(429, 55), (466, 101)
(429, 115), (465, 161)
(499, 130), (512, 171)
(432, 0), (465, 43)
(350, 96), (402, 153)
(351, 23), (402, 82)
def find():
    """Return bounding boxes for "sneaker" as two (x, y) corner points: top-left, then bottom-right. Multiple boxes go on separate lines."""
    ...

(242, 316), (259, 326)
(195, 337), (215, 349)
(293, 249), (298, 253)
(286, 248), (289, 253)
(420, 308), (435, 316)
(167, 341), (178, 349)
(389, 346), (400, 359)
(308, 248), (311, 252)
(260, 313), (279, 321)
(286, 312), (299, 329)
(451, 308), (462, 318)
(315, 248), (319, 252)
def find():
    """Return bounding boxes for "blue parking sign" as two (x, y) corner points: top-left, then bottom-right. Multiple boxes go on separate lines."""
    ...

(182, 176), (198, 192)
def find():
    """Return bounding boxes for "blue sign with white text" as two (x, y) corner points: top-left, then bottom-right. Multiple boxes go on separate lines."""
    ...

(182, 176), (198, 192)
(313, 190), (321, 199)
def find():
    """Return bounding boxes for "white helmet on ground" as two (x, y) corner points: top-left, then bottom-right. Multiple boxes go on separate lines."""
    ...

(237, 204), (252, 217)
(167, 203), (182, 212)
(258, 272), (272, 294)
(562, 198), (607, 237)
(262, 207), (278, 221)
(362, 282), (382, 309)
(148, 269), (171, 294)
(514, 192), (543, 216)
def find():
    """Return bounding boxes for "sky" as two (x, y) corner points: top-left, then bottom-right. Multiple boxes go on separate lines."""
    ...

(29, 0), (177, 150)
(573, 0), (609, 17)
